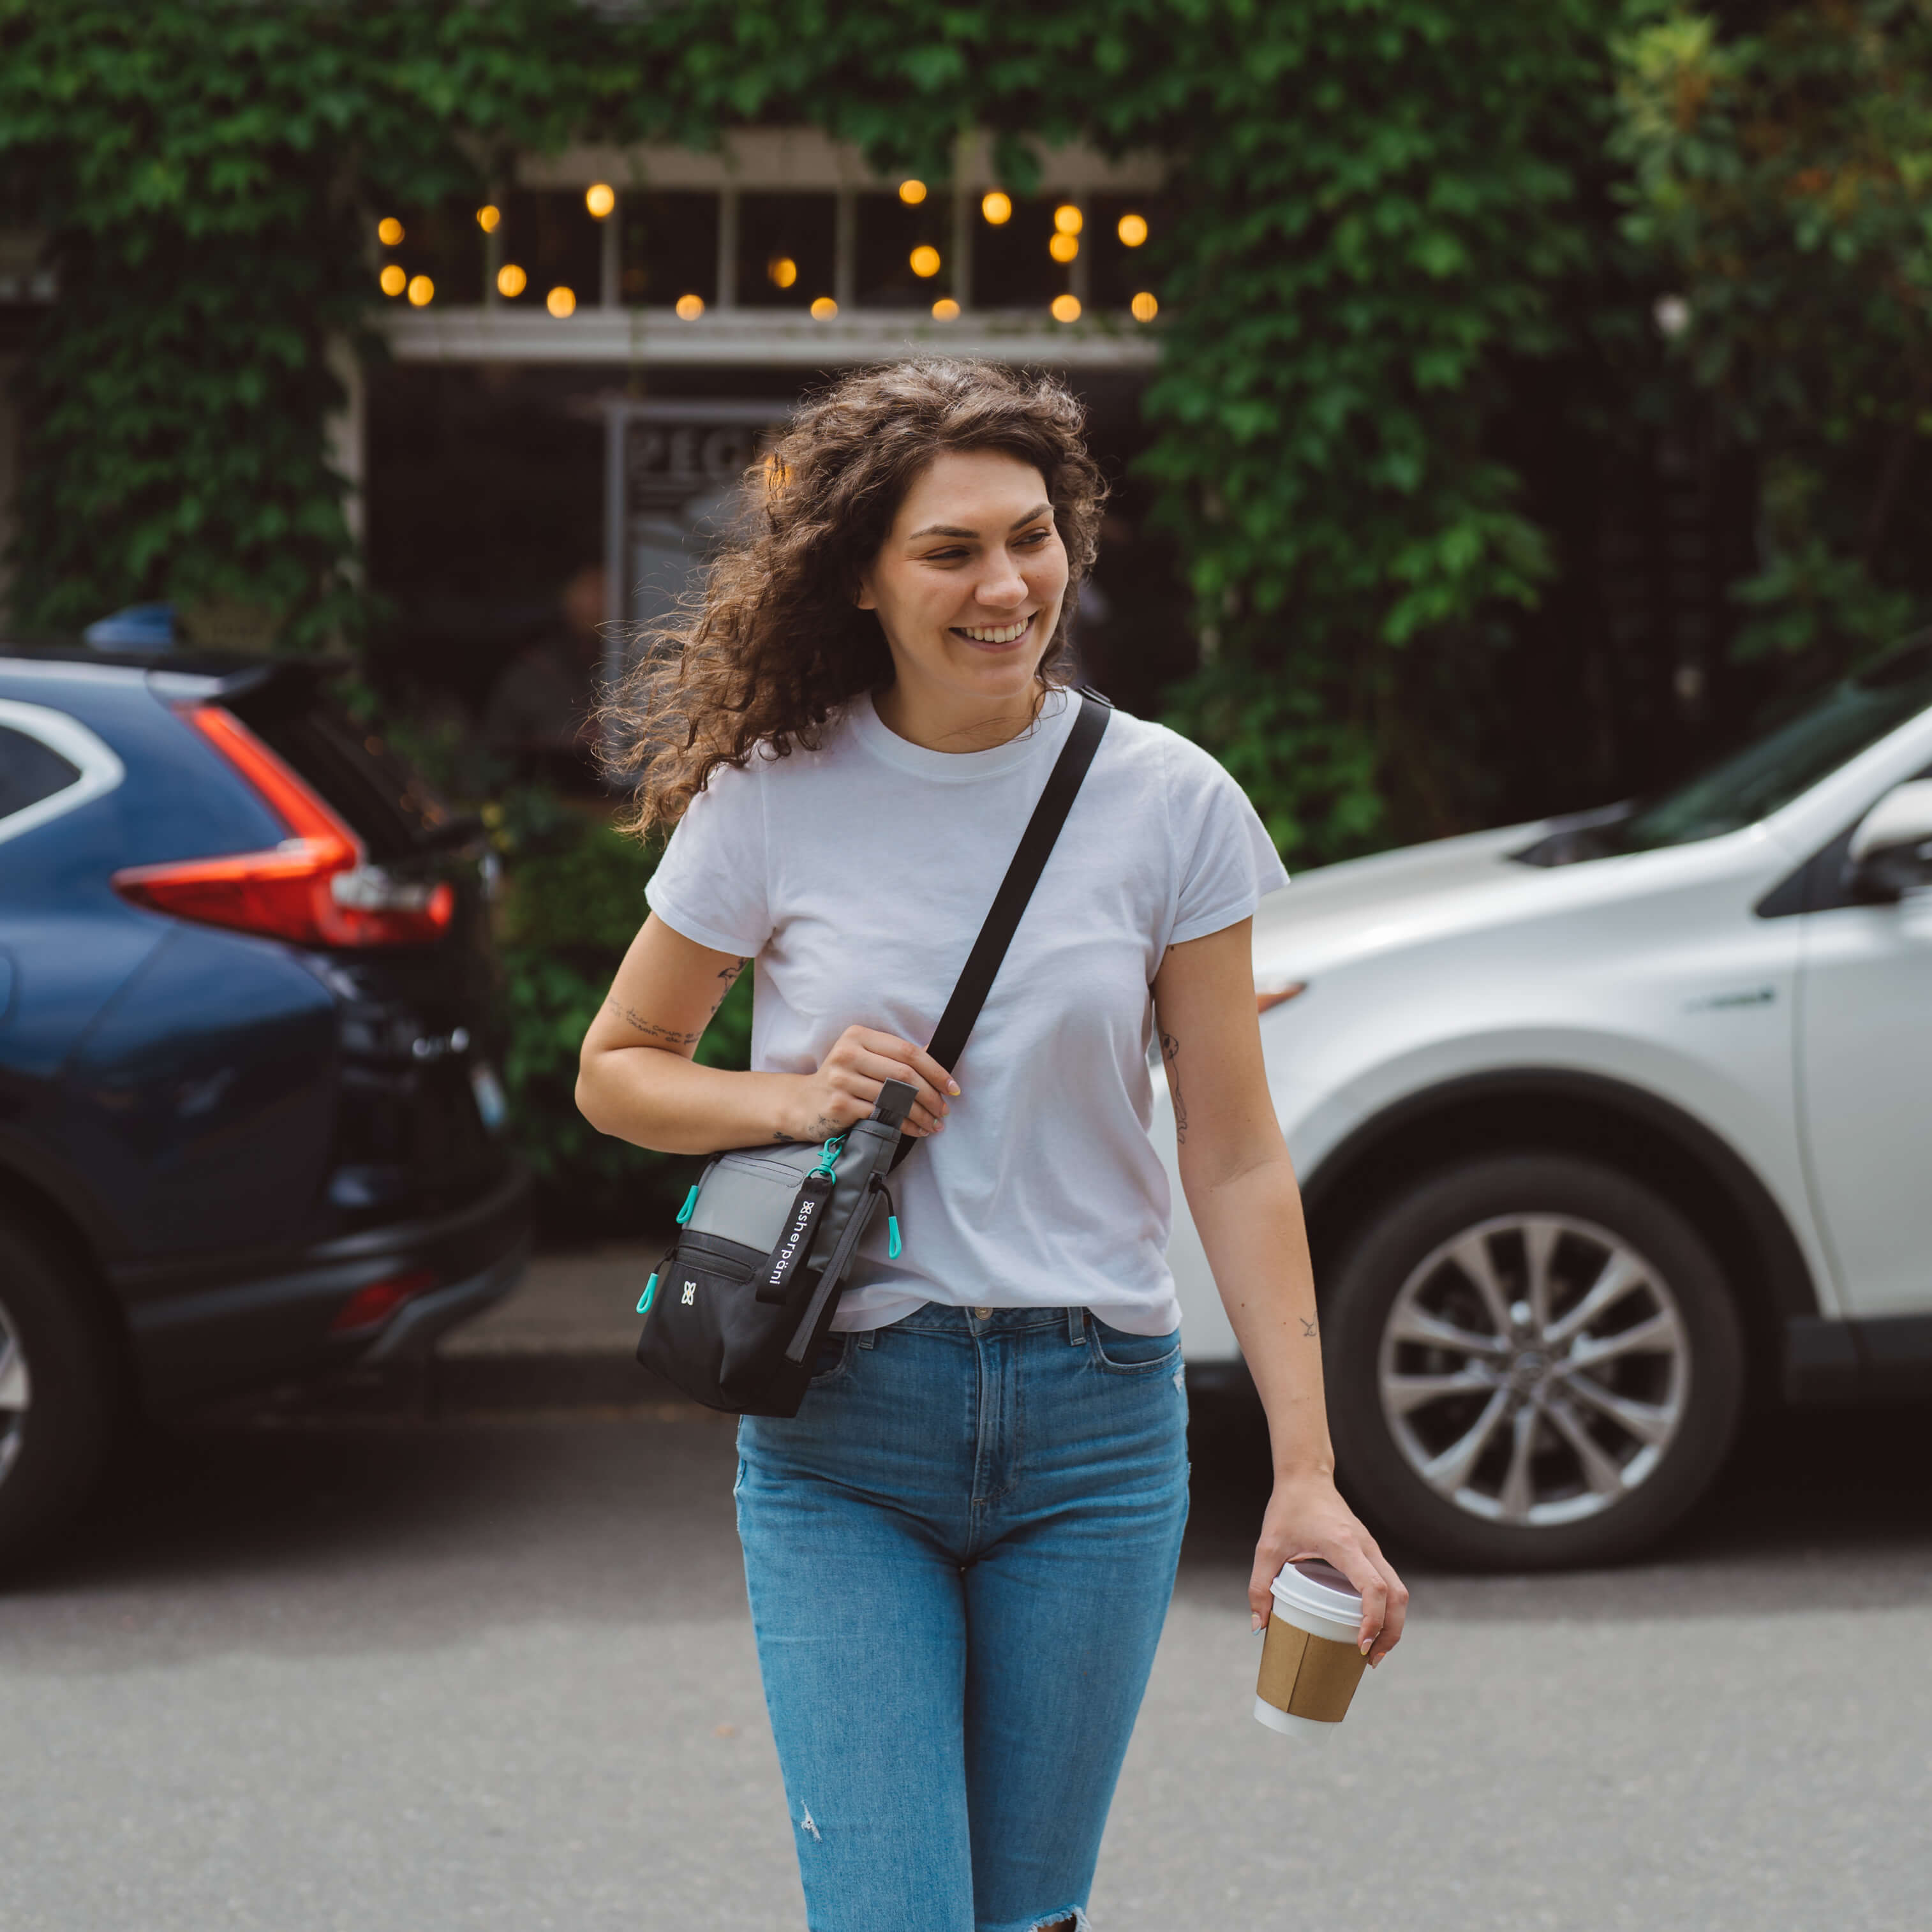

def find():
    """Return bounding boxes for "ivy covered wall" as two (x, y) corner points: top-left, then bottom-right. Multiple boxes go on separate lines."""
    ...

(2, 0), (1928, 860)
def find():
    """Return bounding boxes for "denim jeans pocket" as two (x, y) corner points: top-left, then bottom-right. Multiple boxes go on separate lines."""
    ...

(1086, 1316), (1183, 1375)
(807, 1331), (854, 1388)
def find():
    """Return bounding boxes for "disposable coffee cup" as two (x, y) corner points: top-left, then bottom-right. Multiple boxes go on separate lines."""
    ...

(1253, 1557), (1369, 1744)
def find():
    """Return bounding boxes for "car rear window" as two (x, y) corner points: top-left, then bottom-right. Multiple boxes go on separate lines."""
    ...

(226, 678), (459, 864)
(0, 722), (81, 824)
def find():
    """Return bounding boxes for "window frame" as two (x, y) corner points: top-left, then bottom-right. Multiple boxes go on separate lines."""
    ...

(0, 697), (127, 849)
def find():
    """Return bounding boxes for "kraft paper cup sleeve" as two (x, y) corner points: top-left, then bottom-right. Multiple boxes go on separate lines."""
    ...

(1256, 1614), (1368, 1723)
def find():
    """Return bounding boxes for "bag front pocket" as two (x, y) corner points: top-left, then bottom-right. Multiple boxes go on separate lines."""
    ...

(637, 1237), (817, 1415)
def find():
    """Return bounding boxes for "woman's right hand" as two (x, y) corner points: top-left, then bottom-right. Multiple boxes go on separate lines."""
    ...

(785, 1025), (958, 1143)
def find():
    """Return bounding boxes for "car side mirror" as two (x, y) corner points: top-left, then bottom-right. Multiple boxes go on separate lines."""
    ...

(1848, 778), (1932, 899)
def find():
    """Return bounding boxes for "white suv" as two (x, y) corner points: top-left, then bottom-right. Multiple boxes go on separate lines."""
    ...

(1162, 637), (1932, 1570)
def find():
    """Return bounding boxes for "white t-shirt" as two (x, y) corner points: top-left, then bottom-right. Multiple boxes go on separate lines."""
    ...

(644, 687), (1289, 1335)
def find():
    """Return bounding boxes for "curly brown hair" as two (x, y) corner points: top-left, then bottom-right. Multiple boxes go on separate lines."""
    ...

(598, 359), (1106, 835)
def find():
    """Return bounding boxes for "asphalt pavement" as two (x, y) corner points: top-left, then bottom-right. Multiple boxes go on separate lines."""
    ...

(4, 1248), (1930, 1932)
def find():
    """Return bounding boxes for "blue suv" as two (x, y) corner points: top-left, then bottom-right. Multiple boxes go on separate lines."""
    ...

(0, 646), (530, 1564)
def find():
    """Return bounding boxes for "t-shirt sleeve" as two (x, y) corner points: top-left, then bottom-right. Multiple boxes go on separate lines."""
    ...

(643, 757), (774, 958)
(1163, 729), (1292, 946)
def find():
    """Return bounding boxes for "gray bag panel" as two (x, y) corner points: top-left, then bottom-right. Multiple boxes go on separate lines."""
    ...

(812, 1117), (898, 1262)
(684, 1145), (819, 1252)
(683, 1121), (898, 1267)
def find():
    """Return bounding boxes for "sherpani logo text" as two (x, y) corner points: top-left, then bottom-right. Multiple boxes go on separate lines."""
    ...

(767, 1193), (822, 1288)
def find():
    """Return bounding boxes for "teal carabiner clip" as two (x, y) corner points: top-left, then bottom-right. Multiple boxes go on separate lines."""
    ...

(808, 1133), (846, 1180)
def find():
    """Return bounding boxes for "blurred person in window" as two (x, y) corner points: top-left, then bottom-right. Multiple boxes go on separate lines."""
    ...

(482, 561), (608, 791)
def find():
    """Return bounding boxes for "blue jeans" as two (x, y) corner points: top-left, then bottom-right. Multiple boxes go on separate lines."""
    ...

(736, 1305), (1190, 1932)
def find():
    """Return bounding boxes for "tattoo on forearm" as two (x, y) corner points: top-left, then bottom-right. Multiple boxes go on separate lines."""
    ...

(605, 999), (701, 1046)
(1161, 1031), (1187, 1143)
(1300, 1316), (1318, 1339)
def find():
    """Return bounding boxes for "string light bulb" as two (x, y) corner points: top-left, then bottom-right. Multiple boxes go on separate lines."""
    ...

(898, 179), (927, 205)
(932, 297), (960, 320)
(377, 217), (403, 246)
(909, 245), (941, 278)
(406, 274), (434, 307)
(675, 292), (705, 319)
(1048, 233), (1078, 263)
(1118, 212), (1148, 247)
(547, 285), (576, 317)
(497, 263), (527, 297)
(477, 205), (501, 233)
(768, 256), (798, 289)
(810, 295), (838, 318)
(981, 190), (1011, 225)
(1130, 290), (1159, 322)
(1051, 293), (1081, 323)
(585, 183), (615, 219)
(379, 264), (406, 297)
(1053, 204), (1083, 235)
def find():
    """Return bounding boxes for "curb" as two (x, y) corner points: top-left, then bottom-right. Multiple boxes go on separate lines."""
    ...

(225, 1351), (720, 1425)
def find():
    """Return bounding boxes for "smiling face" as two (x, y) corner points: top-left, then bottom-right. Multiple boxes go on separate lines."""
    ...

(856, 449), (1070, 741)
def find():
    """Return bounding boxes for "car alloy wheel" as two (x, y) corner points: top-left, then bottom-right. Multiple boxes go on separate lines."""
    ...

(1376, 1213), (1689, 1529)
(0, 1215), (119, 1571)
(0, 1293), (28, 1490)
(1326, 1154), (1744, 1570)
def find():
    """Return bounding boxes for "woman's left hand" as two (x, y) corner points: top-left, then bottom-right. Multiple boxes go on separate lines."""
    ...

(1250, 1470), (1409, 1665)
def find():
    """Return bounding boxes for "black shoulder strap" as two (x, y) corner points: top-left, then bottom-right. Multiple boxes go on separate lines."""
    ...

(891, 688), (1111, 1171)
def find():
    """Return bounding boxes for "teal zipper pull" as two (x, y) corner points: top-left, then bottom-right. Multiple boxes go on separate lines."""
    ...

(637, 1272), (658, 1314)
(887, 1215), (902, 1261)
(676, 1184), (698, 1226)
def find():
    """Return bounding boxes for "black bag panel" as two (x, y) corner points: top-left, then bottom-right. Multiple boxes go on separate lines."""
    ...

(635, 1244), (815, 1417)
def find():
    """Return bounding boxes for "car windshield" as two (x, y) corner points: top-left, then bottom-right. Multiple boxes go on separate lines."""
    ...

(1612, 637), (1932, 853)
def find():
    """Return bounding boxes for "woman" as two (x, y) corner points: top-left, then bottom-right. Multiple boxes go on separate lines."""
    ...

(578, 360), (1406, 1932)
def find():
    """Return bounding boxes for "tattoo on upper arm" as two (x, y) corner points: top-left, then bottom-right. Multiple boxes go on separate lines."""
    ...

(1161, 1031), (1187, 1143)
(706, 958), (748, 1018)
(605, 998), (702, 1046)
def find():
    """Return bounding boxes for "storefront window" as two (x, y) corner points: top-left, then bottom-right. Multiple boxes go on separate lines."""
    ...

(855, 192), (952, 308)
(1089, 193), (1168, 311)
(373, 198), (486, 306)
(500, 191), (603, 307)
(736, 193), (837, 311)
(973, 193), (1066, 309)
(618, 191), (718, 306)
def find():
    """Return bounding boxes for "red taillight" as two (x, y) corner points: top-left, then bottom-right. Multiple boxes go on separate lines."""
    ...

(331, 1269), (439, 1335)
(112, 706), (455, 947)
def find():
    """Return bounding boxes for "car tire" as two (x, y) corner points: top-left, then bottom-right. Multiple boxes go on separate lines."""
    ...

(0, 1214), (119, 1573)
(1325, 1154), (1744, 1572)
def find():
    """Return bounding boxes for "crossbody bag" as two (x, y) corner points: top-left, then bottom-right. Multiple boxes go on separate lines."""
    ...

(634, 690), (1111, 1417)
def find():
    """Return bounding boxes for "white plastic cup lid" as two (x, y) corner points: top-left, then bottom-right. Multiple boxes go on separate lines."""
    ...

(1269, 1557), (1364, 1640)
